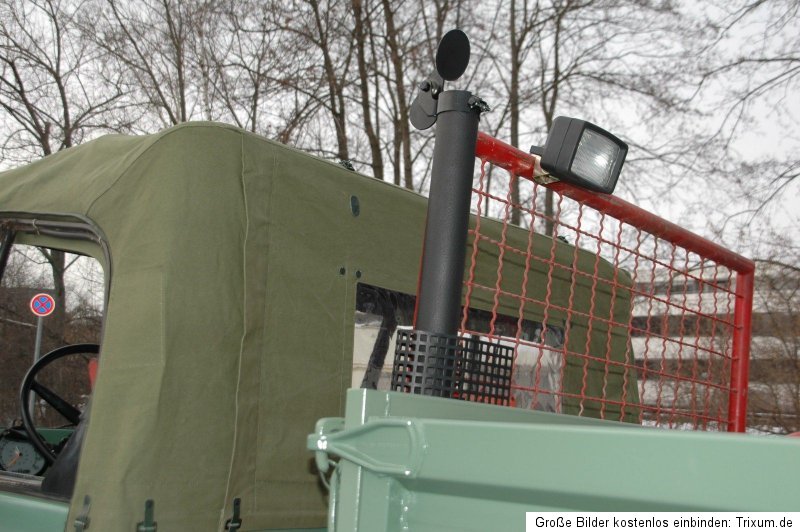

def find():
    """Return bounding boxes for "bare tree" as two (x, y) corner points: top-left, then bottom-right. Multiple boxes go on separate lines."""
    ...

(199, 2), (305, 136)
(0, 0), (127, 162)
(91, 0), (206, 126)
(352, 0), (385, 179)
(507, 0), (543, 225)
(691, 0), (800, 239)
(273, 0), (354, 161)
(379, 0), (415, 187)
(697, 1), (799, 144)
(748, 243), (800, 434)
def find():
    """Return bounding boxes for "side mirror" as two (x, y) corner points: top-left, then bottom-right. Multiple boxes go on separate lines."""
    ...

(532, 116), (628, 194)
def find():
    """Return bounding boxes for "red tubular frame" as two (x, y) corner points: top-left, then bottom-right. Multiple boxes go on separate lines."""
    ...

(727, 271), (754, 432)
(474, 132), (756, 432)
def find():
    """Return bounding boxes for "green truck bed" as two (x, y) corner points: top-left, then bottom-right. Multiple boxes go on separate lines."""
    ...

(310, 389), (799, 532)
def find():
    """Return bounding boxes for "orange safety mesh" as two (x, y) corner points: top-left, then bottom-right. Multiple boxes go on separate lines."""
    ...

(460, 157), (745, 431)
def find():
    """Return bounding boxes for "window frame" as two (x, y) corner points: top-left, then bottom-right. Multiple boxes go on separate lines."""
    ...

(0, 215), (110, 499)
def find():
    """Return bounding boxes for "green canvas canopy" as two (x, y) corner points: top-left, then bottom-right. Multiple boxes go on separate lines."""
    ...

(0, 122), (635, 530)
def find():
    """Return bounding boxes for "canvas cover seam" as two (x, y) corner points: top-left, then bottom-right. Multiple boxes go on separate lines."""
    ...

(219, 132), (248, 530)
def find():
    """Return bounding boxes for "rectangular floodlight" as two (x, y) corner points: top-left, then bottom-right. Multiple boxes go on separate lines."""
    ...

(537, 116), (628, 194)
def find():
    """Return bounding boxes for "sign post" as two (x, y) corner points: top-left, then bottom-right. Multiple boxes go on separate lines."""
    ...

(29, 293), (56, 415)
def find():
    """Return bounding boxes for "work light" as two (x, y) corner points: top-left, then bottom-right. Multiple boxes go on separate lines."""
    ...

(532, 116), (628, 194)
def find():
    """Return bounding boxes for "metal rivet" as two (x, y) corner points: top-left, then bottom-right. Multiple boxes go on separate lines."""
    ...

(355, 270), (362, 279)
(350, 195), (360, 217)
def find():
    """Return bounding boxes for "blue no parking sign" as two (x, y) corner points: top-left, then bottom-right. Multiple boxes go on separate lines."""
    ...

(30, 293), (56, 317)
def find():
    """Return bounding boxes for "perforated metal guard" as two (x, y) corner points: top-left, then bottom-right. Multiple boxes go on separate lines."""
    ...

(391, 329), (513, 405)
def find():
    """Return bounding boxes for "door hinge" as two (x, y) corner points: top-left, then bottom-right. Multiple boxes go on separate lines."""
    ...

(224, 497), (242, 531)
(73, 495), (91, 532)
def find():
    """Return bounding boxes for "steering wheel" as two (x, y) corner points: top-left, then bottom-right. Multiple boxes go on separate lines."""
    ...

(19, 344), (100, 466)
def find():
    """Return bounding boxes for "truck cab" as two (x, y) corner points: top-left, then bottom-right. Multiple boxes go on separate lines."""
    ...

(0, 122), (416, 530)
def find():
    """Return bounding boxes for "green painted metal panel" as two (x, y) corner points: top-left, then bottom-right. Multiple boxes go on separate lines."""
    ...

(0, 492), (68, 532)
(312, 389), (800, 532)
(38, 428), (73, 445)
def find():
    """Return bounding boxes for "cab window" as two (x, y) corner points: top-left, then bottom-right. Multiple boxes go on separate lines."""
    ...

(352, 283), (565, 412)
(0, 231), (104, 490)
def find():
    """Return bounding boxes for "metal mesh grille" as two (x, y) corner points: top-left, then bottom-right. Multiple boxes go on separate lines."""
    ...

(463, 134), (754, 431)
(391, 330), (513, 405)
